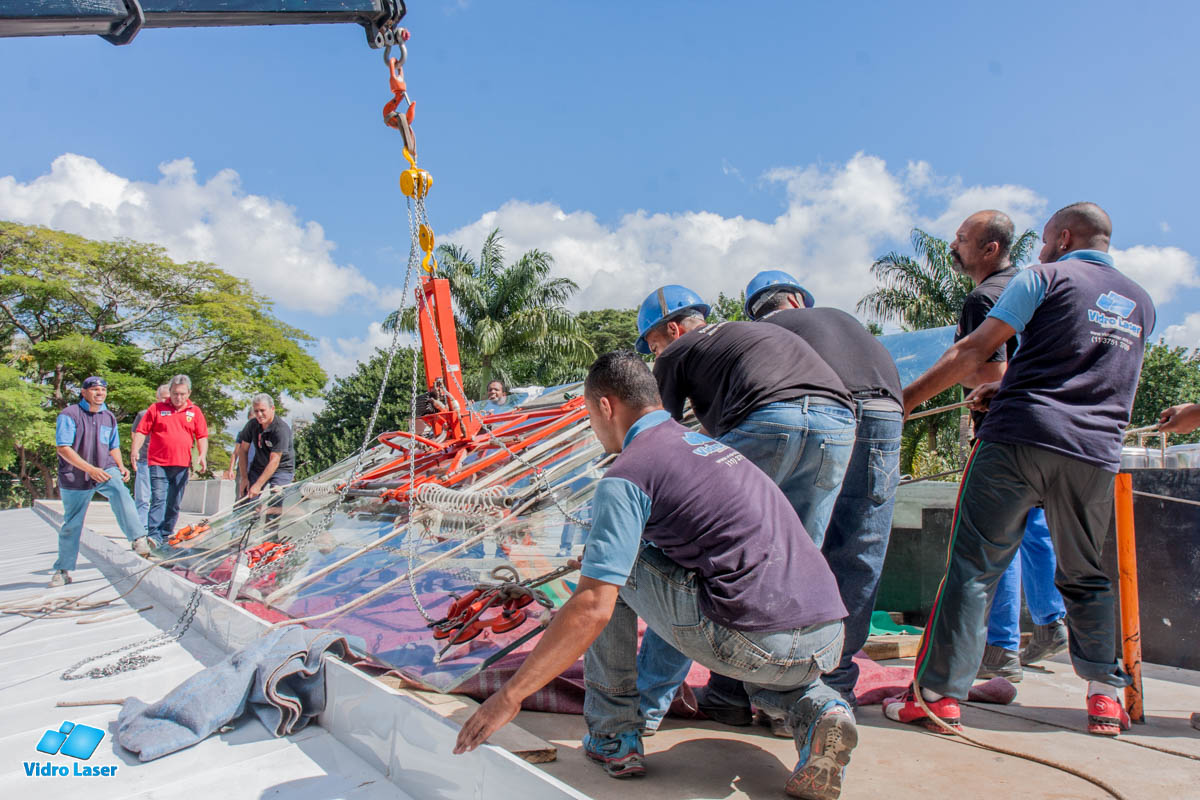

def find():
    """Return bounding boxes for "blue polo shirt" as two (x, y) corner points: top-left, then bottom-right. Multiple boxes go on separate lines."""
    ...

(979, 250), (1155, 472)
(581, 410), (846, 632)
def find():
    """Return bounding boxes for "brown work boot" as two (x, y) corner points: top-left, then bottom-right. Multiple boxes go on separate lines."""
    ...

(1020, 619), (1069, 666)
(977, 644), (1022, 682)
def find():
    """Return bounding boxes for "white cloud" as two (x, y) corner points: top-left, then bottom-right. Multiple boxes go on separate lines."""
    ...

(1163, 313), (1200, 350)
(0, 154), (376, 314)
(1161, 221), (1171, 233)
(1110, 245), (1200, 306)
(280, 391), (328, 425)
(444, 152), (921, 313)
(314, 321), (407, 379)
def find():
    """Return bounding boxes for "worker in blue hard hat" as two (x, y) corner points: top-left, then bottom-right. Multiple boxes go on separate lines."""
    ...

(633, 285), (711, 356)
(631, 282), (857, 736)
(744, 269), (816, 317)
(740, 269), (904, 718)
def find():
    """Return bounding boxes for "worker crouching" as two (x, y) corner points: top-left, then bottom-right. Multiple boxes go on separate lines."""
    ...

(455, 351), (856, 800)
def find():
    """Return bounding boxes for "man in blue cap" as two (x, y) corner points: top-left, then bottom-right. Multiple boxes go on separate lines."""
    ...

(632, 284), (856, 732)
(742, 269), (903, 714)
(51, 376), (154, 586)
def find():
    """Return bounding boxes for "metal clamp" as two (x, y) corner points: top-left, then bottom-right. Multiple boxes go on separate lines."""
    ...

(101, 0), (144, 46)
(365, 0), (407, 49)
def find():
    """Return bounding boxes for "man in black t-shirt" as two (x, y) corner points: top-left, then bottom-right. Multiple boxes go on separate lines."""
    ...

(632, 284), (855, 733)
(744, 271), (904, 708)
(948, 211), (1068, 684)
(234, 393), (295, 499)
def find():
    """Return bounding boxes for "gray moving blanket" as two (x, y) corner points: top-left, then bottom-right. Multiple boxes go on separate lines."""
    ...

(116, 627), (351, 761)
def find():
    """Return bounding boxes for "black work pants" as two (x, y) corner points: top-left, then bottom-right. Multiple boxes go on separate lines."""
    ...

(914, 441), (1131, 699)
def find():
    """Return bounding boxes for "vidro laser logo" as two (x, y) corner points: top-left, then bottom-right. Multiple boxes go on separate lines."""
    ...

(24, 721), (119, 778)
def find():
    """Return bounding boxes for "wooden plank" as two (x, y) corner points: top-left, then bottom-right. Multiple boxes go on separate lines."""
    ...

(375, 676), (557, 764)
(863, 634), (922, 660)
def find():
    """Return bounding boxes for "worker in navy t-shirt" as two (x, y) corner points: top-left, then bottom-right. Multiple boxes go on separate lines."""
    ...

(455, 351), (856, 800)
(888, 203), (1154, 739)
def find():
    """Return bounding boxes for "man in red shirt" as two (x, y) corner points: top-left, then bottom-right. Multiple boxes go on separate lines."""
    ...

(132, 374), (209, 546)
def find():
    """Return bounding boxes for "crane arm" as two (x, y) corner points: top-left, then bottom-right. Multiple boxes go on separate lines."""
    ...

(0, 0), (406, 48)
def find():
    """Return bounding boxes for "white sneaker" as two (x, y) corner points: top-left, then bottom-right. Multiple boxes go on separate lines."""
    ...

(132, 537), (156, 558)
(48, 570), (71, 587)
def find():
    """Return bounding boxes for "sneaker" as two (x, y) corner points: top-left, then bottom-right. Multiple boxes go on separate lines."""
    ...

(694, 685), (754, 727)
(786, 703), (857, 800)
(754, 708), (794, 738)
(1087, 693), (1131, 736)
(48, 570), (71, 588)
(883, 688), (962, 734)
(1021, 619), (1069, 666)
(582, 729), (645, 778)
(977, 644), (1023, 682)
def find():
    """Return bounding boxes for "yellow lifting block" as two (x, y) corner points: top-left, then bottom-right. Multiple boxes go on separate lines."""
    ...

(399, 148), (433, 199)
(400, 168), (433, 199)
(418, 223), (435, 253)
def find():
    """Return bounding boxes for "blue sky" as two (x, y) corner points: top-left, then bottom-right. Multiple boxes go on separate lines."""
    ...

(2, 0), (1198, 412)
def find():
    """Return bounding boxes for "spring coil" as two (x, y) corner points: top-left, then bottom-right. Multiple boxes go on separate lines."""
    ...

(411, 484), (512, 517)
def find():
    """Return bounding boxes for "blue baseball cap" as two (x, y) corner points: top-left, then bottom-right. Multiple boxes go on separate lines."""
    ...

(82, 376), (108, 389)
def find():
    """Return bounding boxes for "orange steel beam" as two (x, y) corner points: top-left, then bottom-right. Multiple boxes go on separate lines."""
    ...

(1113, 472), (1144, 723)
(415, 276), (479, 441)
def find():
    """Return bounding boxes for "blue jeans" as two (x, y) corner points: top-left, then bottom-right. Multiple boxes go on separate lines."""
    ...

(986, 507), (1067, 650)
(134, 459), (151, 529)
(588, 544), (848, 757)
(637, 398), (855, 722)
(56, 467), (146, 571)
(717, 399), (856, 546)
(820, 403), (903, 703)
(148, 465), (190, 544)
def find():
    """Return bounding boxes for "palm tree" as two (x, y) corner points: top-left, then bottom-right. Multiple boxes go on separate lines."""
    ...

(857, 228), (1038, 330)
(386, 229), (594, 398)
(857, 226), (1038, 475)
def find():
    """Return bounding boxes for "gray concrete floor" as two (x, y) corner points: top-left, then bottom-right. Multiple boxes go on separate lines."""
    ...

(25, 500), (1200, 799)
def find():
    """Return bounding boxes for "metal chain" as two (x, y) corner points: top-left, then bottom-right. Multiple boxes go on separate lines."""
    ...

(61, 585), (202, 680)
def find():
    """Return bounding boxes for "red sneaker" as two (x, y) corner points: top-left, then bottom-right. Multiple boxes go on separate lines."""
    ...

(883, 689), (962, 734)
(1087, 694), (1131, 736)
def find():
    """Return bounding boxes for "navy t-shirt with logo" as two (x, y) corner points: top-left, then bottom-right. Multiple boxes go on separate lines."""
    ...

(978, 250), (1155, 472)
(580, 410), (846, 632)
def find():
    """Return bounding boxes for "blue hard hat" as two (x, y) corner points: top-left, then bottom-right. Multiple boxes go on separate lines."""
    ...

(635, 285), (710, 354)
(744, 269), (815, 319)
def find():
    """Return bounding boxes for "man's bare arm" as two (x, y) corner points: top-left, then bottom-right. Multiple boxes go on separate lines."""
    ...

(454, 577), (619, 753)
(903, 317), (1016, 416)
(961, 360), (1006, 391)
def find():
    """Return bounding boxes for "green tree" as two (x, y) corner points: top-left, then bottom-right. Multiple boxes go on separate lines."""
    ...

(1130, 341), (1200, 444)
(0, 221), (327, 504)
(294, 348), (419, 478)
(576, 308), (640, 356)
(711, 291), (748, 323)
(387, 229), (594, 397)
